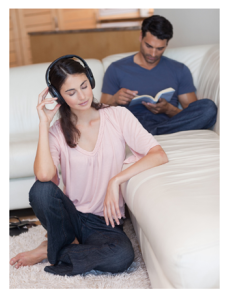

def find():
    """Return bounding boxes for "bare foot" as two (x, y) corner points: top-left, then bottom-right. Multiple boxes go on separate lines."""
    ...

(10, 237), (79, 269)
(10, 240), (47, 269)
(72, 237), (79, 245)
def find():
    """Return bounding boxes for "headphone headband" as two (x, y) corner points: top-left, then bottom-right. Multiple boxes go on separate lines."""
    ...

(45, 54), (95, 104)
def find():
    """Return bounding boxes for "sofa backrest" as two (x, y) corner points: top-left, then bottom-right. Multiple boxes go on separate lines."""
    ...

(10, 45), (219, 137)
(10, 59), (104, 137)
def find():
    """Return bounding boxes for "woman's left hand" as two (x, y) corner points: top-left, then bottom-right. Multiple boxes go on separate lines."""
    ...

(103, 178), (121, 228)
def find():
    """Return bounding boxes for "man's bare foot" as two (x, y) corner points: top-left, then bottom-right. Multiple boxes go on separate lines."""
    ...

(10, 240), (47, 269)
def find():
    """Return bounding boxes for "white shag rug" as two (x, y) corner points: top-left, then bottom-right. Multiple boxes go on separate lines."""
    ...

(10, 219), (152, 289)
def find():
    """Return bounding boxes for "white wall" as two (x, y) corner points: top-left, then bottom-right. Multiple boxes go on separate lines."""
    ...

(153, 9), (219, 48)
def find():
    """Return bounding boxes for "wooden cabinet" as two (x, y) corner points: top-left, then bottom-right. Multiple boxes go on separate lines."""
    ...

(29, 27), (141, 63)
(10, 9), (23, 68)
(55, 9), (98, 30)
(9, 9), (98, 67)
(9, 9), (56, 67)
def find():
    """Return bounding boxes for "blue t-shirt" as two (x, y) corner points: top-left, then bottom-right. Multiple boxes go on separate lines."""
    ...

(102, 54), (196, 108)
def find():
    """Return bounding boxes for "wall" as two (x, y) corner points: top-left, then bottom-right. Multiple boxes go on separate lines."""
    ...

(154, 9), (219, 48)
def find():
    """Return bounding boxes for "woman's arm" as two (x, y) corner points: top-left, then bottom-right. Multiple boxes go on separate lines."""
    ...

(34, 87), (61, 183)
(112, 145), (168, 185)
(103, 145), (168, 227)
(34, 122), (58, 183)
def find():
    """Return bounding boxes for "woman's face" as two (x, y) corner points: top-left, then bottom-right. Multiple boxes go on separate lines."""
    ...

(60, 73), (93, 111)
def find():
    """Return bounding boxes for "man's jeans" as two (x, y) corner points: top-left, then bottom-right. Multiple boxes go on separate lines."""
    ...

(127, 99), (218, 135)
(29, 180), (134, 276)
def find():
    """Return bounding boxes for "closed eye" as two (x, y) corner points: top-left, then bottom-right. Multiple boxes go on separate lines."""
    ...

(146, 43), (152, 48)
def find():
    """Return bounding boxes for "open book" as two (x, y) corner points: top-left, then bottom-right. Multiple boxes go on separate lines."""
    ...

(128, 87), (175, 107)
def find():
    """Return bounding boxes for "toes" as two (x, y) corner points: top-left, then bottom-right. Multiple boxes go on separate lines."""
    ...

(15, 262), (21, 269)
(10, 257), (18, 265)
(15, 260), (24, 269)
(10, 253), (22, 266)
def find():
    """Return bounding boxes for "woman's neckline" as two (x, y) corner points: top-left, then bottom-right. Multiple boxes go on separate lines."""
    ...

(76, 109), (104, 156)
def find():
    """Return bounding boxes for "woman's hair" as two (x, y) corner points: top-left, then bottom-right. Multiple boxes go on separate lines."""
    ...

(141, 15), (173, 41)
(49, 58), (105, 148)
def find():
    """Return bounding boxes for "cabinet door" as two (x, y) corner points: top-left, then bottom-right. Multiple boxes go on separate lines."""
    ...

(10, 9), (23, 67)
(17, 9), (56, 65)
(9, 9), (56, 67)
(56, 9), (98, 30)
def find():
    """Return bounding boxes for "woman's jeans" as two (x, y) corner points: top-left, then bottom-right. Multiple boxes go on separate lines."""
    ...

(29, 180), (134, 276)
(127, 98), (218, 135)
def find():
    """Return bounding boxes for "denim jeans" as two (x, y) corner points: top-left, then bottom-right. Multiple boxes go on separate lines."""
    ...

(29, 180), (134, 276)
(127, 98), (218, 135)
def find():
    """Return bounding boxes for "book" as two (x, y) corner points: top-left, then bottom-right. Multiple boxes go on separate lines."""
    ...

(128, 87), (175, 107)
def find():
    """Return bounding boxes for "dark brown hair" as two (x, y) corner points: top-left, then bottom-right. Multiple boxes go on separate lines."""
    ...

(141, 15), (173, 41)
(49, 58), (105, 148)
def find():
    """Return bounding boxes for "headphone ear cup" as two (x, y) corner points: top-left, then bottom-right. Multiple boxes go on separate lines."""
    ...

(85, 68), (95, 89)
(49, 85), (65, 104)
(90, 76), (95, 89)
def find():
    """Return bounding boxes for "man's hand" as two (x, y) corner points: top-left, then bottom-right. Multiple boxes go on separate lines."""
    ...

(142, 98), (182, 117)
(100, 89), (138, 106)
(142, 98), (170, 114)
(113, 88), (138, 106)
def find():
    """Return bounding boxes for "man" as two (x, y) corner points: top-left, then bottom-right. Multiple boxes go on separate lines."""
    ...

(100, 15), (217, 135)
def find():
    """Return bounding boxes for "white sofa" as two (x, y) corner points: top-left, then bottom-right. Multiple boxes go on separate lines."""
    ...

(10, 44), (219, 289)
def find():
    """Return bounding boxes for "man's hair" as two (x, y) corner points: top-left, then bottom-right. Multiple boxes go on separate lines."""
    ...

(141, 15), (173, 41)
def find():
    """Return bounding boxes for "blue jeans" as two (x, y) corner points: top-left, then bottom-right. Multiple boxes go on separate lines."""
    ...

(127, 99), (217, 135)
(29, 180), (134, 276)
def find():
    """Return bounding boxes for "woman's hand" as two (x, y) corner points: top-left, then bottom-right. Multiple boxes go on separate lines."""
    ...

(103, 178), (122, 228)
(37, 87), (61, 125)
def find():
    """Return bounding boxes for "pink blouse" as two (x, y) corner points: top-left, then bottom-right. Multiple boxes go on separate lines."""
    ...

(49, 106), (159, 217)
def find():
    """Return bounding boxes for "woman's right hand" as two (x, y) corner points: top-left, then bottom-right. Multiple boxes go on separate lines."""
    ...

(36, 87), (61, 125)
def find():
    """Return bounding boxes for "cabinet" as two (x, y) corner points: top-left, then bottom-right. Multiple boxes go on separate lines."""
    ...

(9, 9), (56, 67)
(9, 9), (97, 67)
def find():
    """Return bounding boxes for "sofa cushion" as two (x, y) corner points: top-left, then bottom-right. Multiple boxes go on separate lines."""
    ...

(10, 132), (39, 178)
(121, 129), (219, 288)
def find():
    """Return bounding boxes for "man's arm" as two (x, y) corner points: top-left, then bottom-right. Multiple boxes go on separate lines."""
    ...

(101, 61), (138, 106)
(100, 88), (138, 106)
(178, 92), (197, 109)
(142, 92), (197, 117)
(100, 93), (118, 106)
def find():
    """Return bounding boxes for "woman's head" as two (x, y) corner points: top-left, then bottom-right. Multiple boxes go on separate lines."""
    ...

(48, 57), (104, 148)
(49, 58), (93, 110)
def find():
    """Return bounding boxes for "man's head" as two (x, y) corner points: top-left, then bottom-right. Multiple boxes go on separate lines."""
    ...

(141, 15), (173, 42)
(139, 15), (173, 66)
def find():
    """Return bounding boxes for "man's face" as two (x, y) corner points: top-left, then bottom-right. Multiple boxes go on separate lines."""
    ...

(140, 31), (168, 66)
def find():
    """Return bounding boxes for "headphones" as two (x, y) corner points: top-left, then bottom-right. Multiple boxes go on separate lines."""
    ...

(45, 54), (95, 104)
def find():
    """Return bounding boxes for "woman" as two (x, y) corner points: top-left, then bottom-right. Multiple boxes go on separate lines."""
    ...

(10, 56), (168, 276)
